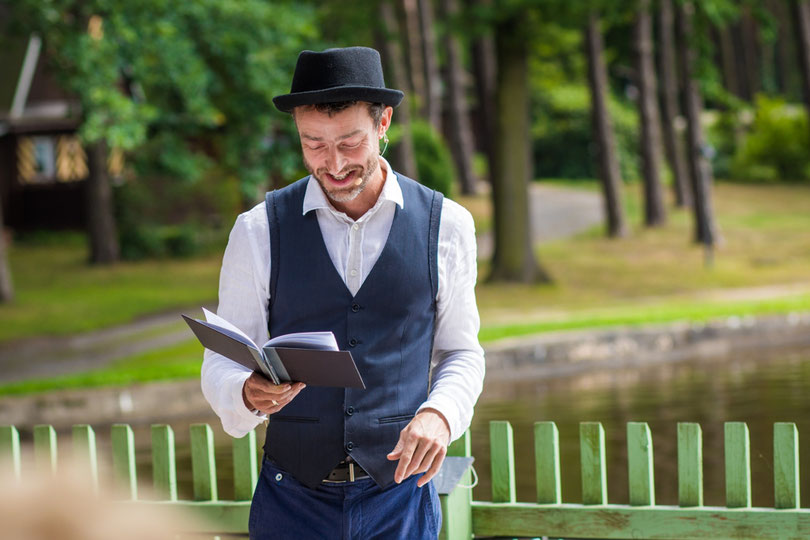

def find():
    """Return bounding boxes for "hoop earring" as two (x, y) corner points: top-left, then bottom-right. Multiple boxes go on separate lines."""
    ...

(380, 132), (389, 156)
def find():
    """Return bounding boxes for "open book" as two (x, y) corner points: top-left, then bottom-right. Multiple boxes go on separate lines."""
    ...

(182, 308), (365, 388)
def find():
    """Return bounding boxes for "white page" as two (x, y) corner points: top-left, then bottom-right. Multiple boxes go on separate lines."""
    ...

(265, 331), (339, 351)
(202, 307), (260, 350)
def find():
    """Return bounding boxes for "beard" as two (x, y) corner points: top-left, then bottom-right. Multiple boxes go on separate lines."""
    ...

(304, 153), (379, 204)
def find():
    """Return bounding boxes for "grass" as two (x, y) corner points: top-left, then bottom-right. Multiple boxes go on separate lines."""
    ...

(0, 232), (221, 342)
(1, 180), (809, 396)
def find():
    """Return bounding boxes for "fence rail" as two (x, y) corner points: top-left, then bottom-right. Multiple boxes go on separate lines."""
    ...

(1, 421), (808, 539)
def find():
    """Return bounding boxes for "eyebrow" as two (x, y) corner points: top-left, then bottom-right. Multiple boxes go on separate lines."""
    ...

(301, 129), (365, 142)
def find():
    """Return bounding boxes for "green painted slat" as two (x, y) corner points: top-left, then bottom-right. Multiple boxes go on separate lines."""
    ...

(151, 424), (177, 501)
(111, 424), (138, 500)
(71, 424), (98, 493)
(580, 422), (607, 505)
(774, 422), (799, 509)
(677, 422), (703, 507)
(33, 424), (57, 476)
(470, 503), (810, 539)
(232, 430), (257, 501)
(489, 421), (516, 503)
(440, 430), (473, 540)
(0, 425), (21, 480)
(190, 423), (218, 501)
(627, 422), (655, 506)
(123, 500), (252, 534)
(534, 421), (561, 504)
(725, 422), (752, 508)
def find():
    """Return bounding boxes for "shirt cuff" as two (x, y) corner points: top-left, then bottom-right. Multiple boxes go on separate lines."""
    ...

(417, 396), (461, 443)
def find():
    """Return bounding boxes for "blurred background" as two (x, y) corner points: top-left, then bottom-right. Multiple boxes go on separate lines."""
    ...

(1, 0), (809, 508)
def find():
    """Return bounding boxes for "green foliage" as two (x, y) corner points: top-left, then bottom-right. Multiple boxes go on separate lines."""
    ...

(730, 96), (810, 182)
(531, 83), (640, 181)
(389, 120), (456, 196)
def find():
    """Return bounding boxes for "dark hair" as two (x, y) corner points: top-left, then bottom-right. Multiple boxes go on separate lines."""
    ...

(294, 101), (386, 127)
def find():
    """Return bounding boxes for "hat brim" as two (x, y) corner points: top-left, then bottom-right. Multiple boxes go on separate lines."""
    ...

(273, 86), (404, 113)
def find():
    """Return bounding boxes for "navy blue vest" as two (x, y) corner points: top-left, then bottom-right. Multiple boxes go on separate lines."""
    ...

(263, 173), (442, 489)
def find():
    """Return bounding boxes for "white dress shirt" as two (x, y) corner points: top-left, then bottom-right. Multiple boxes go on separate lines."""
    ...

(200, 158), (485, 443)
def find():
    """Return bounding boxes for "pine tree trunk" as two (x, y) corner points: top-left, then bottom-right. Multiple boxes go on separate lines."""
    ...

(86, 140), (120, 264)
(658, 0), (691, 208)
(675, 1), (718, 249)
(792, 0), (810, 121)
(717, 25), (741, 99)
(439, 0), (477, 194)
(0, 196), (14, 302)
(741, 8), (761, 99)
(417, 0), (442, 132)
(585, 11), (627, 238)
(377, 0), (419, 179)
(471, 17), (497, 186)
(489, 14), (549, 283)
(402, 0), (427, 117)
(635, 0), (667, 226)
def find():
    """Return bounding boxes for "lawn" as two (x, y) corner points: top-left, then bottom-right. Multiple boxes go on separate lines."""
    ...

(1, 180), (809, 395)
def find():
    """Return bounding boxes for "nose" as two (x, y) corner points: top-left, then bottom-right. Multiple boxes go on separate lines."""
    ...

(325, 146), (347, 174)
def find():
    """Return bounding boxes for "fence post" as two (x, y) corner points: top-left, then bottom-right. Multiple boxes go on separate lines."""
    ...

(190, 423), (218, 501)
(774, 422), (800, 509)
(677, 422), (703, 507)
(233, 430), (258, 501)
(0, 426), (21, 480)
(725, 422), (752, 508)
(490, 421), (516, 503)
(111, 424), (138, 500)
(580, 422), (607, 505)
(627, 422), (655, 506)
(535, 421), (561, 504)
(72, 424), (99, 494)
(151, 424), (178, 501)
(34, 424), (57, 476)
(440, 430), (473, 540)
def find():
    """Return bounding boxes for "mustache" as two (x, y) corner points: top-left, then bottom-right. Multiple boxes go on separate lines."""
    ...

(318, 165), (363, 177)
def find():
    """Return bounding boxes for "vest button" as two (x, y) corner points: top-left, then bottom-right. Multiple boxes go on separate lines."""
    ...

(349, 338), (358, 347)
(346, 442), (354, 452)
(346, 406), (354, 416)
(351, 303), (360, 313)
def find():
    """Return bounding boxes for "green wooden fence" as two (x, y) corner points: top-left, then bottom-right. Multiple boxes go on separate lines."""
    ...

(1, 421), (808, 539)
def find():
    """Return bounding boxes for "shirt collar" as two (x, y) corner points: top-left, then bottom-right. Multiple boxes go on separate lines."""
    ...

(302, 156), (404, 217)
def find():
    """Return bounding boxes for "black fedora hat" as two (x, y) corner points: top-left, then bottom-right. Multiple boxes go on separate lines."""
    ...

(273, 47), (404, 113)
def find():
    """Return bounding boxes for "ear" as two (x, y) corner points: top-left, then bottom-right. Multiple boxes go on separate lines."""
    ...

(378, 106), (394, 138)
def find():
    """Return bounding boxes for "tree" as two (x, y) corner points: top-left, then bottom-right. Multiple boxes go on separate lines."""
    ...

(675, 1), (718, 254)
(585, 10), (627, 237)
(658, 0), (691, 208)
(792, 0), (810, 140)
(634, 0), (666, 226)
(0, 199), (13, 302)
(489, 11), (550, 282)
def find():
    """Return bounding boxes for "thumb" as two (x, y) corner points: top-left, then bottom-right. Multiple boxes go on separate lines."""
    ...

(387, 437), (405, 460)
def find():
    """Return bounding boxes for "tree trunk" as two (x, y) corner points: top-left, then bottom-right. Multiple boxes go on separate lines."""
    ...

(417, 0), (442, 132)
(635, 0), (667, 226)
(0, 197), (14, 302)
(658, 0), (691, 208)
(716, 25), (741, 99)
(439, 0), (477, 194)
(377, 0), (419, 179)
(585, 11), (627, 238)
(86, 140), (120, 264)
(471, 10), (497, 186)
(792, 0), (810, 124)
(402, 0), (427, 117)
(740, 8), (761, 99)
(770, 0), (798, 98)
(489, 14), (549, 283)
(675, 1), (718, 249)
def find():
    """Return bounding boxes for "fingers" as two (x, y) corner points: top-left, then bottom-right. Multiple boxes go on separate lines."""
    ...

(243, 375), (305, 415)
(416, 447), (446, 488)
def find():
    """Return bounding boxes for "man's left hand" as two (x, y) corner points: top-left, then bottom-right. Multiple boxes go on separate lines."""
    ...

(386, 408), (450, 488)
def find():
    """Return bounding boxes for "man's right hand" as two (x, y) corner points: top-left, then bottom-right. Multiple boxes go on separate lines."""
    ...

(242, 373), (306, 415)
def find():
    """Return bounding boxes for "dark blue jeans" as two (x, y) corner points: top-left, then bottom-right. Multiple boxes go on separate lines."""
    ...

(249, 456), (441, 539)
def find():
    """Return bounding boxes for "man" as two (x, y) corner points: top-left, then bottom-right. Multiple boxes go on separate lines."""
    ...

(201, 47), (484, 539)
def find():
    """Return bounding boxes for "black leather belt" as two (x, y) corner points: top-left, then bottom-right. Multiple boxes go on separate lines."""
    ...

(323, 460), (369, 483)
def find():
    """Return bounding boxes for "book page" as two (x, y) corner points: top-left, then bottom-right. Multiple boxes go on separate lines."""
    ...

(265, 331), (339, 351)
(202, 307), (260, 350)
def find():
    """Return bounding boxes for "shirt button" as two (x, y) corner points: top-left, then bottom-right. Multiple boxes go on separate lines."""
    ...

(349, 338), (358, 347)
(352, 223), (359, 231)
(346, 406), (354, 416)
(351, 303), (360, 313)
(346, 442), (354, 452)
(350, 269), (358, 277)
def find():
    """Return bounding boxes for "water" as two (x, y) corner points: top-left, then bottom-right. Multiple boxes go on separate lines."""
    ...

(469, 345), (810, 507)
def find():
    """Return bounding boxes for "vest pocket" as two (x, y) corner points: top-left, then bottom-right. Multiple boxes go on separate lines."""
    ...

(377, 414), (415, 424)
(269, 415), (319, 423)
